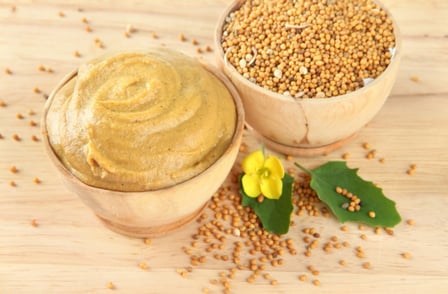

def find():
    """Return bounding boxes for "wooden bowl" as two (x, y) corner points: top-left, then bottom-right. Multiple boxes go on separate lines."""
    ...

(214, 0), (402, 156)
(41, 64), (245, 238)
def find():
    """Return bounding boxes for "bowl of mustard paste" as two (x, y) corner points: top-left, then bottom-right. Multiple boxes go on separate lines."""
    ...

(42, 48), (244, 238)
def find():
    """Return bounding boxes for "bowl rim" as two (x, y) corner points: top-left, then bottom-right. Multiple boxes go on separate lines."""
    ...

(214, 0), (403, 105)
(41, 56), (245, 195)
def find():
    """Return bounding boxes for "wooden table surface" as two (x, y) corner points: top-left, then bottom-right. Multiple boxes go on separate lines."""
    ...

(1, 1), (447, 293)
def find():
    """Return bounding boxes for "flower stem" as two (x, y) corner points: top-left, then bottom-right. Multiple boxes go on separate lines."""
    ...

(294, 162), (312, 175)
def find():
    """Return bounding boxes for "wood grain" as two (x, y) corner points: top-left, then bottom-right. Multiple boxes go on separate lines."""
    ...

(1, 1), (448, 293)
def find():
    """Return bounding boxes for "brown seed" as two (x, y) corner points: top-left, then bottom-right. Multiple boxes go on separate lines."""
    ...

(31, 219), (38, 227)
(139, 262), (149, 270)
(12, 134), (21, 141)
(192, 39), (199, 45)
(362, 262), (372, 269)
(33, 177), (41, 184)
(339, 259), (346, 266)
(0, 100), (6, 107)
(151, 32), (159, 39)
(107, 281), (115, 289)
(144, 238), (152, 245)
(406, 169), (415, 175)
(312, 279), (320, 286)
(401, 252), (411, 259)
(58, 11), (65, 17)
(9, 181), (17, 187)
(196, 48), (203, 54)
(342, 152), (350, 160)
(85, 25), (92, 32)
(410, 76), (420, 83)
(74, 50), (81, 58)
(257, 195), (264, 203)
(34, 87), (41, 94)
(298, 274), (307, 281)
(205, 46), (213, 52)
(362, 142), (370, 150)
(179, 33), (187, 42)
(406, 219), (415, 226)
(360, 234), (367, 240)
(10, 165), (18, 173)
(5, 68), (12, 74)
(81, 17), (88, 24)
(340, 225), (348, 231)
(31, 135), (40, 142)
(0, 133), (3, 139)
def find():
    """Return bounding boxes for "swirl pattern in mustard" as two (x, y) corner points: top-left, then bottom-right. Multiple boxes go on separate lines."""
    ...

(46, 49), (236, 191)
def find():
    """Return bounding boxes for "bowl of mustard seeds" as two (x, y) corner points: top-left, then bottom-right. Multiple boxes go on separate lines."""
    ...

(215, 0), (402, 156)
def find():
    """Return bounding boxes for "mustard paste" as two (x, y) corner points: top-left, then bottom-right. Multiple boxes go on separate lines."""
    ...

(46, 49), (236, 191)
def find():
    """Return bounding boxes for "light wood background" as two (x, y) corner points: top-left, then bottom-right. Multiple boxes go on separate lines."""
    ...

(1, 0), (447, 293)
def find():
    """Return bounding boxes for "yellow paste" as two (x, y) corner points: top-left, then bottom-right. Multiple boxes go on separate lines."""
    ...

(46, 48), (236, 191)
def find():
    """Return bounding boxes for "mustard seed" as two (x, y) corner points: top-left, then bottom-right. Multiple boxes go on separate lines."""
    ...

(107, 281), (115, 289)
(401, 252), (411, 259)
(179, 33), (187, 42)
(12, 134), (21, 141)
(406, 219), (415, 226)
(298, 274), (307, 281)
(10, 181), (17, 187)
(31, 219), (38, 227)
(5, 68), (12, 75)
(33, 177), (41, 184)
(312, 279), (321, 286)
(368, 211), (376, 218)
(362, 262), (372, 269)
(9, 165), (18, 173)
(31, 135), (40, 142)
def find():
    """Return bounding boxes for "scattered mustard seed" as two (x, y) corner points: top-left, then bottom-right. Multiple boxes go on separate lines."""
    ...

(16, 113), (24, 120)
(410, 76), (420, 83)
(406, 219), (415, 226)
(31, 135), (40, 142)
(401, 252), (411, 259)
(192, 39), (199, 45)
(81, 17), (88, 24)
(312, 279), (321, 286)
(368, 211), (376, 218)
(31, 219), (38, 227)
(342, 152), (350, 160)
(58, 11), (65, 17)
(151, 32), (159, 39)
(298, 274), (307, 281)
(12, 134), (21, 141)
(139, 262), (149, 270)
(34, 87), (41, 94)
(33, 177), (41, 184)
(9, 165), (18, 173)
(74, 50), (81, 58)
(179, 33), (187, 42)
(5, 68), (12, 75)
(85, 25), (92, 32)
(9, 180), (17, 187)
(38, 65), (46, 71)
(362, 262), (372, 269)
(107, 281), (115, 289)
(0, 100), (6, 107)
(30, 120), (38, 127)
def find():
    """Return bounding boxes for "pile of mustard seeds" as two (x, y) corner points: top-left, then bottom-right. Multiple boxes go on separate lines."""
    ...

(221, 0), (396, 98)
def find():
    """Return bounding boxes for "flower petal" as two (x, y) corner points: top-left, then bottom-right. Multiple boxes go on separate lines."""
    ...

(241, 174), (261, 198)
(260, 176), (283, 199)
(265, 156), (285, 179)
(242, 150), (265, 175)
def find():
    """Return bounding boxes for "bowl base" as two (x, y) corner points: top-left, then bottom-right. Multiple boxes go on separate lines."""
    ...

(96, 203), (207, 238)
(253, 131), (357, 157)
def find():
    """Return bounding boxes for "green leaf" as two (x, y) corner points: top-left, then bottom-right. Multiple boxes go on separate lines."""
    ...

(240, 173), (294, 235)
(295, 161), (401, 227)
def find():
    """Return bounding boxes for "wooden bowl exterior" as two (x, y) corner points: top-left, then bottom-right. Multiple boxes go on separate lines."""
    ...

(41, 65), (245, 238)
(214, 0), (402, 155)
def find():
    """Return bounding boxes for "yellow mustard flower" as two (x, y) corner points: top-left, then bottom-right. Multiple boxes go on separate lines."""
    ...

(241, 150), (285, 199)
